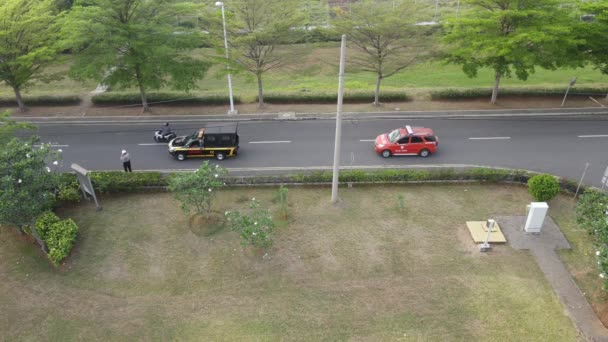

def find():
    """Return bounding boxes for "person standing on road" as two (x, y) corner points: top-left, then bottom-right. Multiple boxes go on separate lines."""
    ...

(121, 149), (132, 172)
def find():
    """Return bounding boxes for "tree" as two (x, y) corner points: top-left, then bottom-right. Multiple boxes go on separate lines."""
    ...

(576, 2), (608, 98)
(0, 0), (63, 112)
(225, 198), (275, 249)
(333, 0), (435, 106)
(62, 0), (211, 112)
(227, 0), (303, 108)
(0, 137), (61, 237)
(0, 110), (35, 144)
(442, 0), (581, 104)
(168, 161), (228, 215)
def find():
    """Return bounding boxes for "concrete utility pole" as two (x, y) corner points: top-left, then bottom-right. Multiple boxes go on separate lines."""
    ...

(216, 1), (237, 115)
(331, 34), (347, 204)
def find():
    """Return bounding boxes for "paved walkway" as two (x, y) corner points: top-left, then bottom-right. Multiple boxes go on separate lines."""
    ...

(498, 216), (608, 342)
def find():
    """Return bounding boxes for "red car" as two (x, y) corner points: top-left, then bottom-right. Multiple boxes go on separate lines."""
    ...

(374, 125), (438, 158)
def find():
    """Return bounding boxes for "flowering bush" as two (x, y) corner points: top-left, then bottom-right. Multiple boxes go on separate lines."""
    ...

(168, 161), (227, 214)
(225, 199), (275, 249)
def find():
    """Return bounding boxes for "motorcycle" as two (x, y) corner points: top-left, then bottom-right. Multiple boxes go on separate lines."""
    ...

(154, 130), (176, 143)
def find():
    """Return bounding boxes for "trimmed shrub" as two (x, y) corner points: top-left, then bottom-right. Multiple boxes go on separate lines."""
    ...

(0, 95), (81, 106)
(260, 91), (411, 104)
(90, 171), (165, 193)
(35, 211), (78, 266)
(56, 174), (81, 203)
(91, 92), (242, 106)
(528, 174), (560, 201)
(430, 87), (608, 100)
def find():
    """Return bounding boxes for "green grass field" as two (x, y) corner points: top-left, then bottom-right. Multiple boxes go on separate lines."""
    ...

(0, 184), (591, 340)
(1, 43), (606, 102)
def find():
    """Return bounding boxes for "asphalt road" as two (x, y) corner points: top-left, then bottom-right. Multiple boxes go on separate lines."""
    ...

(29, 116), (608, 187)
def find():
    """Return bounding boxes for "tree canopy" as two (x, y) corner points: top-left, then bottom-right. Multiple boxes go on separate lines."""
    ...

(333, 0), (435, 105)
(61, 0), (212, 111)
(0, 0), (63, 112)
(577, 2), (608, 79)
(442, 0), (581, 104)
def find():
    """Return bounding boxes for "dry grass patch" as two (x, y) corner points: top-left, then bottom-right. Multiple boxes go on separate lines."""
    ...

(0, 184), (583, 340)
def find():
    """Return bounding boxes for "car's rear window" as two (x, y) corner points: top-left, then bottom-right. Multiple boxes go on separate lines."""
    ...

(425, 136), (437, 142)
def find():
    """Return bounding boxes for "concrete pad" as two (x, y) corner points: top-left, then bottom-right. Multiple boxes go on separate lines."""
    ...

(466, 221), (507, 243)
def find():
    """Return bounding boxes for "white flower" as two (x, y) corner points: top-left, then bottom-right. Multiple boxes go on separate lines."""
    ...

(252, 197), (256, 201)
(57, 149), (63, 153)
(252, 232), (257, 236)
(215, 165), (219, 168)
(225, 211), (230, 216)
(46, 167), (51, 173)
(214, 174), (218, 178)
(17, 179), (22, 184)
(597, 251), (601, 256)
(26, 154), (30, 158)
(254, 221), (258, 225)
(53, 161), (58, 165)
(208, 188), (212, 192)
(601, 273), (606, 279)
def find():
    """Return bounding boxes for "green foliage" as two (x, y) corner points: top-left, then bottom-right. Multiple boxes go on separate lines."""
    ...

(577, 2), (608, 76)
(442, 0), (581, 102)
(0, 110), (35, 145)
(57, 181), (82, 203)
(62, 0), (212, 111)
(430, 87), (608, 100)
(332, 0), (434, 105)
(0, 137), (61, 230)
(0, 0), (63, 111)
(260, 91), (411, 104)
(90, 172), (165, 193)
(275, 186), (289, 219)
(528, 174), (560, 202)
(168, 162), (228, 215)
(227, 0), (304, 107)
(576, 190), (608, 288)
(35, 211), (78, 266)
(225, 199), (275, 249)
(0, 95), (81, 106)
(397, 194), (405, 212)
(91, 92), (241, 106)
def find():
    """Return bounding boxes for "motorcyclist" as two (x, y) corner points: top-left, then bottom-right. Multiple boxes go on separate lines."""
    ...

(160, 122), (172, 137)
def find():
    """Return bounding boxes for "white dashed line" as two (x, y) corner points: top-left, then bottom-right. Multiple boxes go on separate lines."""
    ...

(360, 139), (375, 142)
(34, 144), (69, 147)
(468, 137), (511, 140)
(578, 135), (608, 138)
(249, 141), (291, 144)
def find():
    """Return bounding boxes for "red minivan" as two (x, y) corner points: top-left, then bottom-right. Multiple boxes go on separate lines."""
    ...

(374, 125), (438, 158)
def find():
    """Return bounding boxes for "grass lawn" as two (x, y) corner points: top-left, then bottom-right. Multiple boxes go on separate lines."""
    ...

(0, 43), (606, 102)
(0, 184), (588, 340)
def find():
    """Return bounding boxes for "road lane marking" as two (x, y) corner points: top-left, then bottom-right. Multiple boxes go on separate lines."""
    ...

(33, 144), (69, 147)
(468, 137), (511, 140)
(578, 135), (608, 138)
(138, 143), (168, 146)
(249, 141), (291, 144)
(360, 139), (375, 142)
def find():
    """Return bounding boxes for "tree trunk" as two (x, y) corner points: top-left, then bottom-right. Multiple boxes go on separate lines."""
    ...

(257, 73), (264, 108)
(374, 74), (382, 106)
(13, 86), (26, 113)
(30, 224), (48, 254)
(135, 67), (149, 112)
(491, 72), (501, 105)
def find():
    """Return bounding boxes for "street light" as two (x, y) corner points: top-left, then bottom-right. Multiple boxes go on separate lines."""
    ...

(215, 1), (237, 115)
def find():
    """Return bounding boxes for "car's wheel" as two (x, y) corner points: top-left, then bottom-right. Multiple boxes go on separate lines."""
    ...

(381, 150), (391, 158)
(419, 149), (430, 157)
(176, 153), (186, 161)
(215, 152), (226, 161)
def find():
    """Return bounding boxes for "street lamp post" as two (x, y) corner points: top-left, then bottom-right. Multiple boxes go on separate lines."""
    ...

(216, 1), (237, 115)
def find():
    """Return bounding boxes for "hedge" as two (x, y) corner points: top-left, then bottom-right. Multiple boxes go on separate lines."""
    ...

(0, 95), (81, 106)
(55, 167), (587, 200)
(259, 91), (411, 104)
(429, 87), (608, 100)
(91, 92), (242, 106)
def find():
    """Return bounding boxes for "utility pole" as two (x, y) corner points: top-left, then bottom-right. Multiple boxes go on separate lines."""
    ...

(331, 34), (347, 204)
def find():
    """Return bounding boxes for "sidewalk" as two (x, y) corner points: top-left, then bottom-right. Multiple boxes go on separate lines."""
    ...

(499, 216), (608, 342)
(5, 97), (608, 121)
